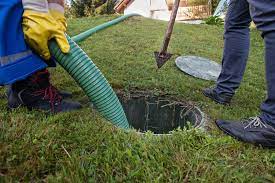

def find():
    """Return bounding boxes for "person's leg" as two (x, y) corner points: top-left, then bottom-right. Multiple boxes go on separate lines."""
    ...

(203, 0), (252, 104)
(216, 0), (251, 95)
(260, 33), (275, 125)
(215, 0), (275, 148)
(247, 0), (275, 126)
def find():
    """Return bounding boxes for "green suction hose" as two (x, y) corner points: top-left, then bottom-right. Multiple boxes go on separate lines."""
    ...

(49, 35), (130, 129)
(72, 13), (139, 43)
(47, 14), (140, 129)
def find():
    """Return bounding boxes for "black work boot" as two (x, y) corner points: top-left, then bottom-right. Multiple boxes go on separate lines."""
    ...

(202, 87), (232, 105)
(7, 85), (72, 99)
(8, 69), (82, 113)
(216, 117), (275, 148)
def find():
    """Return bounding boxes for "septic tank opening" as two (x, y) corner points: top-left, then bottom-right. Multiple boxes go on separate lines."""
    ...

(117, 91), (206, 134)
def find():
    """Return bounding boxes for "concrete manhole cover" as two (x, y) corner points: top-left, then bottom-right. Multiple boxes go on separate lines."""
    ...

(175, 56), (221, 81)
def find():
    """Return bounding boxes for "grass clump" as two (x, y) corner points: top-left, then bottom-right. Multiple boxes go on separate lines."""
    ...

(1, 15), (275, 182)
(204, 16), (224, 26)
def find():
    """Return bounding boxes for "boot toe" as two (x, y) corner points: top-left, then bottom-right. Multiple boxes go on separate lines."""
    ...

(203, 88), (231, 105)
(59, 100), (82, 112)
(216, 119), (275, 148)
(59, 90), (73, 99)
(216, 120), (246, 141)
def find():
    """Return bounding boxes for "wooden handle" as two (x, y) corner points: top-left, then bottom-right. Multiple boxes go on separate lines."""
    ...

(159, 0), (180, 54)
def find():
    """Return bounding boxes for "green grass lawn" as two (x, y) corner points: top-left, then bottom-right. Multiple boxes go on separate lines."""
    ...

(1, 15), (275, 182)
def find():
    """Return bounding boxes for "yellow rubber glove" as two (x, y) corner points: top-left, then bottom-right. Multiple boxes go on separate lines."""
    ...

(22, 10), (70, 60)
(49, 9), (67, 32)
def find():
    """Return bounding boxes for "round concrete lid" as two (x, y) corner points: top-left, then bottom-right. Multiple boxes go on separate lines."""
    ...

(175, 56), (221, 81)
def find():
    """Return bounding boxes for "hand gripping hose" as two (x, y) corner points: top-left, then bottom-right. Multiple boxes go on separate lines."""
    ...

(49, 36), (130, 129)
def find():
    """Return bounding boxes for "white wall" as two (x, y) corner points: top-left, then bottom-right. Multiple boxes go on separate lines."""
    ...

(124, 0), (151, 18)
(124, 0), (171, 21)
(150, 0), (168, 11)
(151, 11), (171, 21)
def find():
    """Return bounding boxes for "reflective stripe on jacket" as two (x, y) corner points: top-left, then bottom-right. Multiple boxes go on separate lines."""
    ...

(0, 0), (47, 85)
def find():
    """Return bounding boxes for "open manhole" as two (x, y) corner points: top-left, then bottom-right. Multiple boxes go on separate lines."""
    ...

(117, 91), (206, 134)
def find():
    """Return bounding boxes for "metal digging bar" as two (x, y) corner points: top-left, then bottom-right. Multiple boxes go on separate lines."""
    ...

(154, 0), (180, 69)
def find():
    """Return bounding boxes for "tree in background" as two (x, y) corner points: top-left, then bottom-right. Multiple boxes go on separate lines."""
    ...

(95, 0), (115, 15)
(68, 0), (220, 18)
(211, 0), (220, 13)
(70, 0), (115, 17)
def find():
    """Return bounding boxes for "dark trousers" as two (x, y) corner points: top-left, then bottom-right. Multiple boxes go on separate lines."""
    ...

(214, 0), (275, 124)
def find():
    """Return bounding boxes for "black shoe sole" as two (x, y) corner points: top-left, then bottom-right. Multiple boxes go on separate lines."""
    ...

(202, 90), (230, 105)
